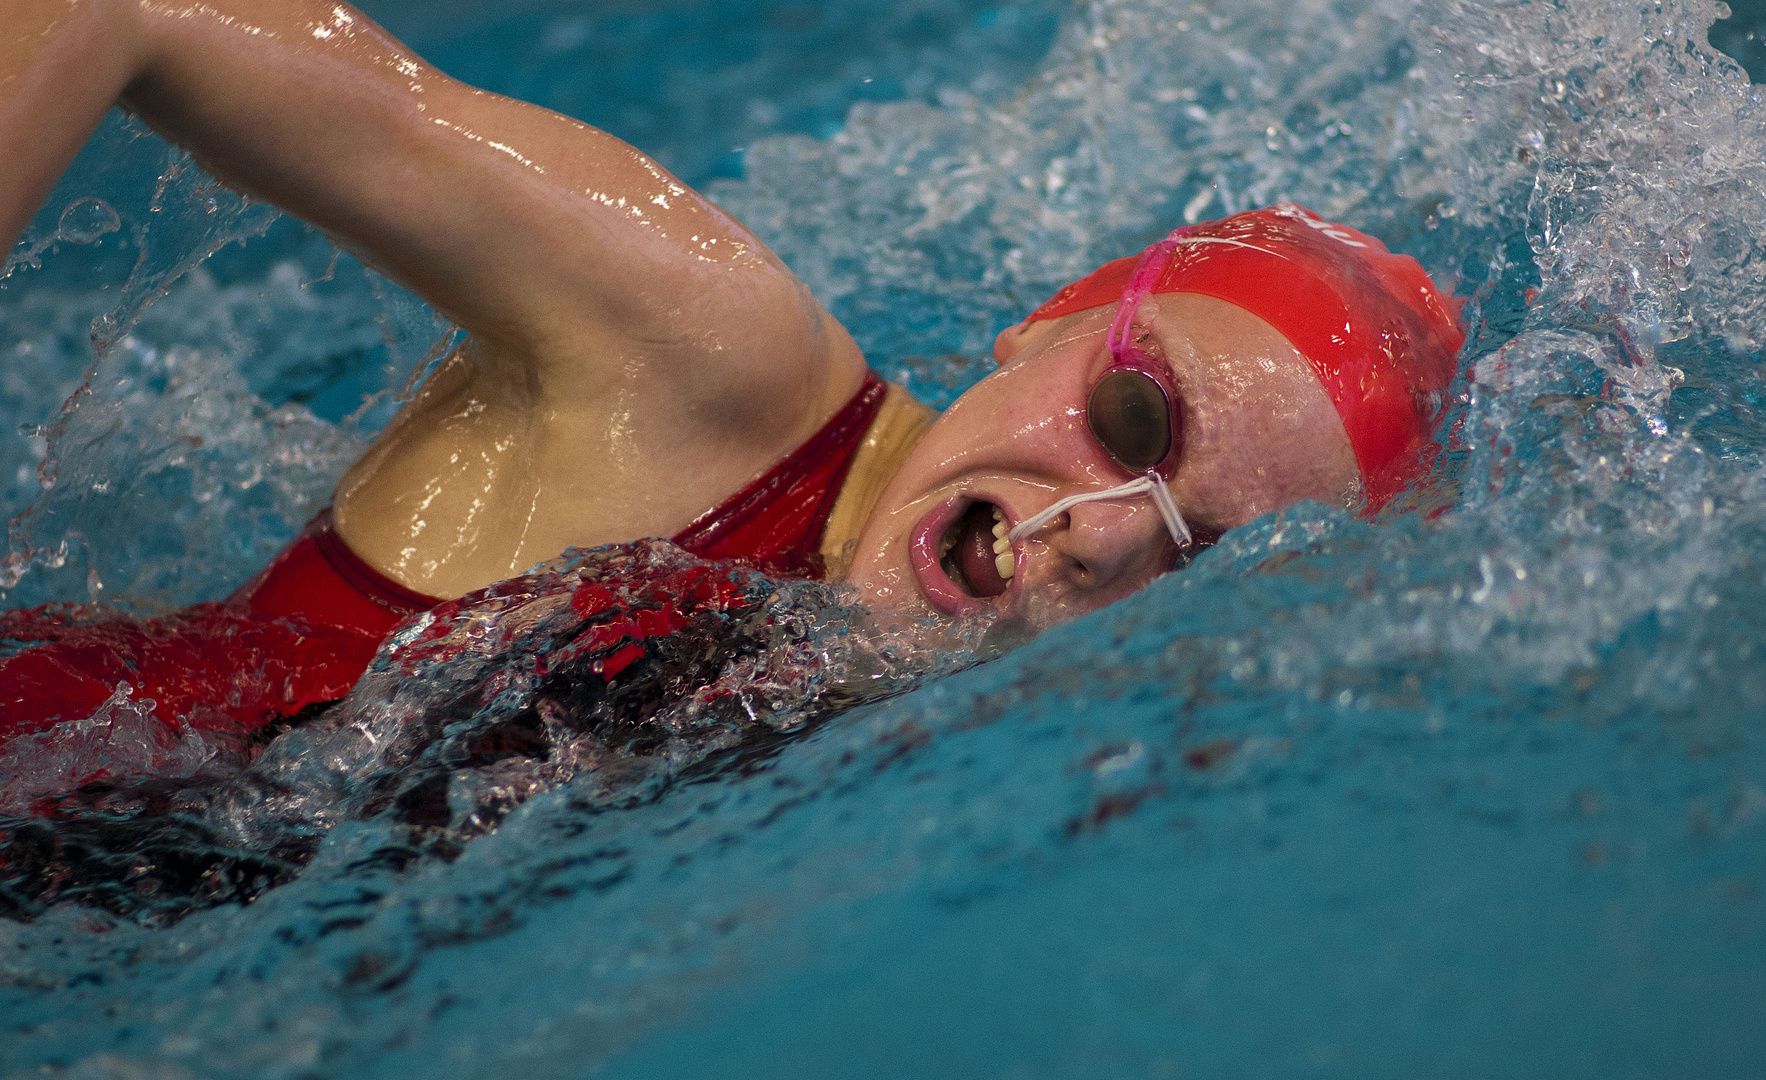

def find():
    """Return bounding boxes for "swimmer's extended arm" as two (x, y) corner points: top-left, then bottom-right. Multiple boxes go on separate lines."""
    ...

(0, 0), (139, 249)
(0, 0), (863, 463)
(1, 0), (869, 594)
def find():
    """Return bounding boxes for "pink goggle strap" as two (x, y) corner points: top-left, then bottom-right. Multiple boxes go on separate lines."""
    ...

(1009, 228), (1194, 553)
(1105, 227), (1189, 365)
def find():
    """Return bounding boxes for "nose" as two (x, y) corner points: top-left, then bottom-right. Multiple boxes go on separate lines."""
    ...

(1044, 496), (1171, 591)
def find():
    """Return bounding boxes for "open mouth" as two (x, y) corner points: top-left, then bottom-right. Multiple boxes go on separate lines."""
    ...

(938, 499), (1015, 599)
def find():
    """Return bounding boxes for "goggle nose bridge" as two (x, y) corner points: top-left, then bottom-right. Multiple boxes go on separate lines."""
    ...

(1007, 474), (1193, 548)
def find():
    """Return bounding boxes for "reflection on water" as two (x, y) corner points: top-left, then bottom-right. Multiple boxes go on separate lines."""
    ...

(2, 0), (1765, 1077)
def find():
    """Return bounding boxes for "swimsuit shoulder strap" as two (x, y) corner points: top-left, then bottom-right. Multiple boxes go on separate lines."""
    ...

(671, 370), (893, 578)
(818, 382), (935, 579)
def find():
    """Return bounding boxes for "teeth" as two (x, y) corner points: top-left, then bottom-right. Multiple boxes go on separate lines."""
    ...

(990, 506), (1014, 580)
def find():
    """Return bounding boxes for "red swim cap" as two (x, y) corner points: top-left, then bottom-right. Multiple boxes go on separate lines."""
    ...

(1027, 204), (1465, 508)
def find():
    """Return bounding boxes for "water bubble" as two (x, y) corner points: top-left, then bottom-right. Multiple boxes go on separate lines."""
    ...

(55, 198), (121, 244)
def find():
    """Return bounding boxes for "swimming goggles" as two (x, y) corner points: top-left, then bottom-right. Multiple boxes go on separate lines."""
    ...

(1009, 227), (1194, 550)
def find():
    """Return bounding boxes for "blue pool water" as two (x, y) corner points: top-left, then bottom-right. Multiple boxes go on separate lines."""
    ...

(3, 0), (1766, 1076)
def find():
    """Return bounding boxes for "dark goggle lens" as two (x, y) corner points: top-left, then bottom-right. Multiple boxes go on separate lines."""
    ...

(1087, 368), (1174, 473)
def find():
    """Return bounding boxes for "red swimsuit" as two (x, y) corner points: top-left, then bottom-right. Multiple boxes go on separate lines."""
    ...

(0, 371), (887, 749)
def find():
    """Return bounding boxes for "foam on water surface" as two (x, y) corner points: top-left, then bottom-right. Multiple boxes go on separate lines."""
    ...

(3, 0), (1766, 1076)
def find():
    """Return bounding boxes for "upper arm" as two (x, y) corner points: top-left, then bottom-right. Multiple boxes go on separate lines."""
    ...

(118, 0), (847, 427)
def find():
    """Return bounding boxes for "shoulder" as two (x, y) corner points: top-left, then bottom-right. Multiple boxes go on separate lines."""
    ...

(535, 290), (872, 464)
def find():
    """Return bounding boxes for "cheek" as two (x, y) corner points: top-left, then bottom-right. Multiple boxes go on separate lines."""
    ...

(925, 372), (1093, 471)
(850, 561), (928, 614)
(1206, 416), (1356, 521)
(844, 519), (931, 613)
(1173, 396), (1307, 521)
(1024, 560), (1165, 630)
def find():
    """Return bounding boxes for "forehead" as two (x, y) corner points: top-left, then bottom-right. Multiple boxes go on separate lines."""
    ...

(1151, 294), (1317, 380)
(1029, 292), (1321, 393)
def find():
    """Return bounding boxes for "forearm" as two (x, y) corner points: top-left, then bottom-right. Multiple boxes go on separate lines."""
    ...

(0, 0), (144, 252)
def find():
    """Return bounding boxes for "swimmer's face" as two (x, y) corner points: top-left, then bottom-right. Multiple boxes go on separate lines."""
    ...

(843, 293), (1359, 630)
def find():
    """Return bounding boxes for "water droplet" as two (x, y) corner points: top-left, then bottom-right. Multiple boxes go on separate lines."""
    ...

(56, 198), (121, 244)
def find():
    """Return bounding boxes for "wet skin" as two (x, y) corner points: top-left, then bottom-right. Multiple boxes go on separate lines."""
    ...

(1, 0), (1356, 629)
(845, 293), (1360, 629)
(1, 0), (869, 597)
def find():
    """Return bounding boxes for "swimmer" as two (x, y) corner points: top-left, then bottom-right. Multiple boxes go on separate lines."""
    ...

(0, 0), (1463, 747)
